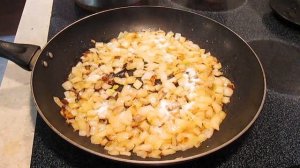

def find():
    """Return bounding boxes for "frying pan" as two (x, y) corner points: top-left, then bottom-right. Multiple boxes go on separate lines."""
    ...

(0, 6), (266, 165)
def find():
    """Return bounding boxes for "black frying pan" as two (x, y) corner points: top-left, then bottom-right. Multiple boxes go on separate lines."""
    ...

(0, 6), (266, 165)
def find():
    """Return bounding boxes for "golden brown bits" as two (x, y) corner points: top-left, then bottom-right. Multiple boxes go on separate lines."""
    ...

(83, 51), (91, 57)
(107, 80), (115, 85)
(150, 75), (157, 85)
(60, 108), (74, 119)
(228, 83), (235, 89)
(61, 99), (69, 105)
(102, 74), (109, 81)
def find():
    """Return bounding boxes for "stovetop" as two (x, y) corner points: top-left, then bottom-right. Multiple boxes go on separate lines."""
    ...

(30, 0), (300, 167)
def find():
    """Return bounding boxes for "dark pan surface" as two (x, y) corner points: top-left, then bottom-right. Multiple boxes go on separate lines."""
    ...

(31, 6), (266, 165)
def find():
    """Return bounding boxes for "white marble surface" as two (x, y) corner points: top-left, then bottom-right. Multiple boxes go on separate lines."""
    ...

(0, 0), (53, 167)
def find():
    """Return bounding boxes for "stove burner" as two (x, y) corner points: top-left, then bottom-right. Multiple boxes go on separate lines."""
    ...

(270, 0), (300, 26)
(249, 40), (300, 96)
(171, 0), (246, 12)
(75, 0), (158, 12)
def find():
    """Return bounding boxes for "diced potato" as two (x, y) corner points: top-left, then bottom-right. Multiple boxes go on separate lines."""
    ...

(126, 76), (136, 84)
(55, 30), (234, 159)
(133, 80), (143, 89)
(141, 71), (154, 81)
(224, 87), (233, 97)
(114, 77), (127, 85)
(133, 69), (145, 77)
(212, 102), (222, 113)
(162, 149), (176, 156)
(119, 110), (133, 125)
(91, 133), (104, 144)
(62, 81), (73, 90)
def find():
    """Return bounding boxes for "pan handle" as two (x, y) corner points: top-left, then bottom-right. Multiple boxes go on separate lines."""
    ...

(0, 40), (41, 71)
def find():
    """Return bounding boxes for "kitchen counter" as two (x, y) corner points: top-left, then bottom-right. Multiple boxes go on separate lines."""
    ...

(0, 0), (53, 167)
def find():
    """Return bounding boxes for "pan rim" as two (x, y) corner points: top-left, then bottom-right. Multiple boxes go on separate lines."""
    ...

(31, 6), (267, 165)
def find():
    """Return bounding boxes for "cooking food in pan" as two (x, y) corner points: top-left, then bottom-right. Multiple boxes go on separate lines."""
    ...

(0, 7), (265, 165)
(54, 30), (234, 158)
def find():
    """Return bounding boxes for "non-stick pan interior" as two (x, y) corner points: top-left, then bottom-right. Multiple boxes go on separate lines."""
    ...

(32, 7), (265, 164)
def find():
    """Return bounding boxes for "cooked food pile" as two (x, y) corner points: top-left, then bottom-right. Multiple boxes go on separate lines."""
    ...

(54, 30), (234, 158)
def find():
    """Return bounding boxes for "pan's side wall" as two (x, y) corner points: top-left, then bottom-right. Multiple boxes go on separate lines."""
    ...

(32, 7), (265, 162)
